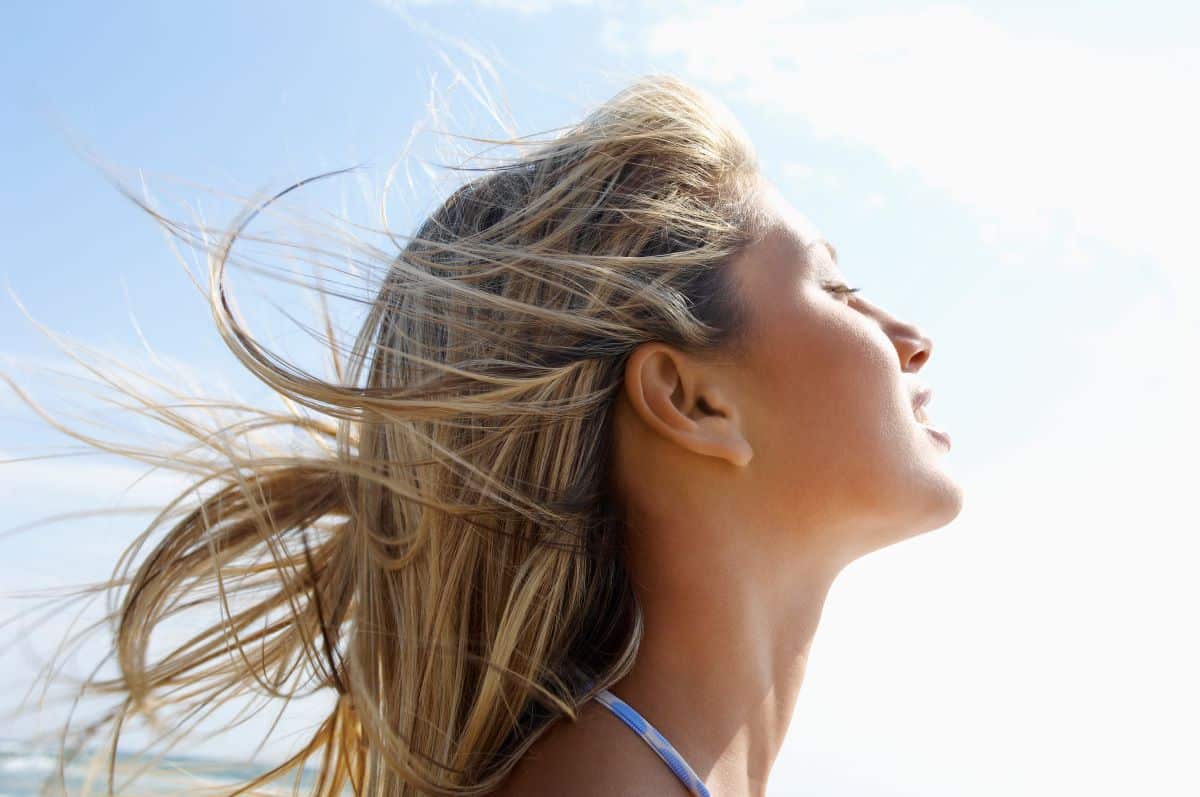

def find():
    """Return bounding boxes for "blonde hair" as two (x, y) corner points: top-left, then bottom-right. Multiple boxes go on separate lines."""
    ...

(6, 73), (766, 795)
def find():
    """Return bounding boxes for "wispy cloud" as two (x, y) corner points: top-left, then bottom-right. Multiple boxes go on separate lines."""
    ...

(612, 4), (1198, 297)
(375, 0), (596, 15)
(379, 1), (1198, 296)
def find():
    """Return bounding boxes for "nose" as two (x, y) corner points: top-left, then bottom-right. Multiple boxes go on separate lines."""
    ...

(859, 297), (934, 371)
(898, 328), (932, 372)
(875, 306), (933, 372)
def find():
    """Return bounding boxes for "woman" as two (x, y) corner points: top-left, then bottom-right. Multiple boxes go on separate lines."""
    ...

(16, 73), (961, 796)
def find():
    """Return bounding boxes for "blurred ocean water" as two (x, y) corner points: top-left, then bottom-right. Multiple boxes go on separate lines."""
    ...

(0, 740), (323, 796)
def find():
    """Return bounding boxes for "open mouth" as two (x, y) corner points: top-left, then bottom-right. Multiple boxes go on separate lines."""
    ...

(913, 404), (951, 449)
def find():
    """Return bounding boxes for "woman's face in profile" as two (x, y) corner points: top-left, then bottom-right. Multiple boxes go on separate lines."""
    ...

(727, 177), (963, 559)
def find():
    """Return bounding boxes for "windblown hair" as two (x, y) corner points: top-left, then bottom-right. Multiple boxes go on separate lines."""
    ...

(5, 73), (767, 795)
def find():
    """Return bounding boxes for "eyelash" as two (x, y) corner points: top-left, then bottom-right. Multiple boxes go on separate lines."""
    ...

(822, 281), (862, 300)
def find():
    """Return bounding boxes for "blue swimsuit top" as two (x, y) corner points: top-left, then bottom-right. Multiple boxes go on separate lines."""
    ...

(593, 688), (712, 797)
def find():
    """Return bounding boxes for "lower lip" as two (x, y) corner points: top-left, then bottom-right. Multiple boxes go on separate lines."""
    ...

(920, 422), (952, 450)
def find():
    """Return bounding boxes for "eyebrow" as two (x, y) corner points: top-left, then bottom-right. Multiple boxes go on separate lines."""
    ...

(818, 238), (838, 265)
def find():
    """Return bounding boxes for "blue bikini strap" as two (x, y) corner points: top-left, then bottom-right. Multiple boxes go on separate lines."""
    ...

(593, 687), (712, 797)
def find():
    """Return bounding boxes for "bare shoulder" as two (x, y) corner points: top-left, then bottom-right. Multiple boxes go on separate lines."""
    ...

(488, 697), (692, 797)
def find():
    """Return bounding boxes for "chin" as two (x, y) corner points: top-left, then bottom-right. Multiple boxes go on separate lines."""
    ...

(909, 438), (965, 528)
(917, 476), (965, 535)
(864, 477), (965, 558)
(902, 463), (960, 532)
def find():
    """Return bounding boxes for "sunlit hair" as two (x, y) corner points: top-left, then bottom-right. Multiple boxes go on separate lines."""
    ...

(4, 72), (767, 795)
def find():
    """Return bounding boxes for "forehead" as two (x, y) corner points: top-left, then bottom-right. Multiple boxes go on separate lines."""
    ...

(749, 179), (839, 277)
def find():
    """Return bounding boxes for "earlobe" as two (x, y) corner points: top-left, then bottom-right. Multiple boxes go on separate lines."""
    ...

(691, 386), (755, 467)
(622, 343), (755, 467)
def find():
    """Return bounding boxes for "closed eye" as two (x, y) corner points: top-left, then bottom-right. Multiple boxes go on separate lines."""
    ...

(822, 281), (861, 300)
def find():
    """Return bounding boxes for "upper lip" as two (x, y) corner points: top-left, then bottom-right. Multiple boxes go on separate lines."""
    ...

(911, 386), (933, 413)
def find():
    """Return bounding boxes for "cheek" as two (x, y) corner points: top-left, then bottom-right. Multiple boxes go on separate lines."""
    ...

(744, 309), (900, 488)
(755, 304), (882, 423)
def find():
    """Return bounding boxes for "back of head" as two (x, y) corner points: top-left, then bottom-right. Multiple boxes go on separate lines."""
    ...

(21, 73), (766, 796)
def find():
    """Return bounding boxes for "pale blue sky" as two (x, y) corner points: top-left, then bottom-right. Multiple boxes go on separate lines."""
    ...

(2, 2), (1197, 795)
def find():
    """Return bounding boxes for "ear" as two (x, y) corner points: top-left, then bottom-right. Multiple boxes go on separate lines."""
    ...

(621, 342), (754, 467)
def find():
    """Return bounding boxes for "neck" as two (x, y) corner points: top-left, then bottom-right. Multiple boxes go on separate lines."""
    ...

(609, 518), (843, 797)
